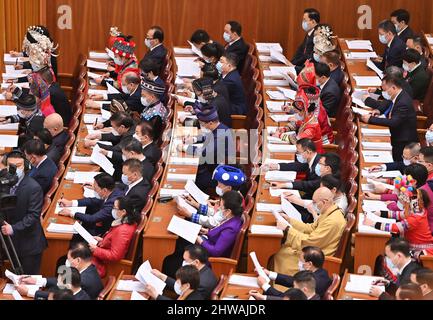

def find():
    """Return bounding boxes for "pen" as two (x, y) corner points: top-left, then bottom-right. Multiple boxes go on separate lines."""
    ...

(94, 118), (98, 127)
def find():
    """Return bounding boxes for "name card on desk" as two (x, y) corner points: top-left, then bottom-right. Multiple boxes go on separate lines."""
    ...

(345, 52), (378, 60)
(87, 59), (108, 70)
(269, 188), (300, 198)
(3, 54), (27, 65)
(71, 171), (100, 184)
(345, 40), (373, 51)
(89, 51), (110, 60)
(361, 169), (401, 179)
(259, 55), (273, 62)
(0, 123), (19, 131)
(46, 223), (77, 234)
(2, 73), (28, 80)
(362, 150), (393, 163)
(83, 113), (104, 124)
(250, 225), (283, 236)
(265, 171), (297, 182)
(88, 89), (109, 96)
(1, 82), (29, 90)
(159, 189), (188, 197)
(263, 79), (291, 87)
(173, 47), (194, 55)
(266, 101), (286, 113)
(270, 114), (292, 123)
(71, 154), (93, 164)
(228, 274), (260, 288)
(266, 90), (287, 101)
(167, 215), (202, 244)
(167, 173), (196, 182)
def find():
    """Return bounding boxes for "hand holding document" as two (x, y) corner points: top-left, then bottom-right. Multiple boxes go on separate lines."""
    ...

(185, 180), (209, 204)
(271, 210), (291, 228)
(73, 221), (98, 245)
(270, 49), (290, 65)
(281, 195), (303, 222)
(90, 144), (115, 175)
(135, 261), (166, 295)
(167, 215), (202, 243)
(366, 59), (384, 79)
(175, 195), (197, 214)
(106, 82), (120, 94)
(249, 252), (270, 283)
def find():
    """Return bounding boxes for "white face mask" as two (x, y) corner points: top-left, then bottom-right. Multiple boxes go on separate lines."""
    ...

(182, 260), (191, 267)
(403, 159), (411, 166)
(111, 209), (119, 220)
(201, 127), (211, 134)
(298, 260), (305, 271)
(133, 134), (141, 141)
(15, 168), (24, 180)
(403, 63), (411, 72)
(216, 186), (224, 197)
(312, 202), (321, 215)
(122, 154), (127, 162)
(379, 34), (388, 45)
(296, 153), (307, 163)
(174, 281), (183, 296)
(114, 57), (124, 66)
(141, 97), (151, 107)
(302, 21), (310, 32)
(216, 62), (223, 74)
(65, 259), (71, 268)
(121, 174), (130, 186)
(394, 24), (401, 33)
(122, 85), (130, 94)
(198, 96), (207, 104)
(313, 53), (321, 62)
(145, 38), (152, 48)
(426, 131), (433, 145)
(223, 32), (231, 43)
(111, 128), (120, 136)
(94, 190), (102, 200)
(382, 90), (392, 100)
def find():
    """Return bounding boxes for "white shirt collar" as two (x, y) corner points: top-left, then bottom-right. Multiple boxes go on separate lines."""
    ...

(320, 78), (330, 89)
(309, 153), (318, 169)
(392, 89), (403, 105)
(397, 25), (409, 36)
(126, 177), (143, 194)
(387, 36), (394, 48)
(151, 43), (162, 51)
(398, 259), (412, 275)
(229, 37), (241, 46)
(73, 288), (82, 296)
(142, 141), (153, 150)
(36, 155), (48, 169)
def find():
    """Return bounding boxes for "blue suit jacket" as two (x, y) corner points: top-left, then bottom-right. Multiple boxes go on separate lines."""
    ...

(76, 188), (125, 236)
(222, 70), (247, 115)
(29, 157), (58, 195)
(375, 36), (406, 71)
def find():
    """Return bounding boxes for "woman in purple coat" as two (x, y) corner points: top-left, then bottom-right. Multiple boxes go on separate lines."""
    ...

(196, 191), (244, 257)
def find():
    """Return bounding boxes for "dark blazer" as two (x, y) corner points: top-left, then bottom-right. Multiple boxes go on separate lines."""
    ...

(330, 67), (345, 86)
(291, 29), (316, 68)
(381, 260), (420, 298)
(375, 36), (406, 71)
(320, 78), (342, 118)
(166, 265), (218, 300)
(99, 126), (135, 165)
(49, 82), (72, 126)
(74, 289), (91, 300)
(209, 94), (232, 128)
(143, 142), (162, 166)
(29, 157), (57, 195)
(222, 70), (247, 115)
(385, 161), (407, 173)
(225, 37), (249, 72)
(80, 264), (104, 299)
(157, 290), (204, 300)
(123, 178), (151, 213)
(279, 154), (322, 199)
(265, 268), (332, 299)
(397, 27), (414, 44)
(105, 86), (144, 114)
(8, 113), (45, 147)
(365, 78), (413, 110)
(406, 64), (430, 101)
(47, 130), (69, 165)
(213, 80), (230, 104)
(140, 44), (168, 74)
(75, 188), (125, 236)
(141, 158), (156, 183)
(368, 90), (418, 145)
(7, 175), (47, 257)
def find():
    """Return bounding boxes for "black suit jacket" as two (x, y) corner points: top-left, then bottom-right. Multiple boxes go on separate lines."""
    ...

(105, 86), (144, 114)
(7, 175), (47, 257)
(291, 29), (316, 68)
(279, 154), (322, 199)
(384, 161), (407, 173)
(210, 94), (232, 128)
(382, 260), (420, 298)
(141, 158), (156, 183)
(397, 27), (414, 44)
(320, 78), (342, 117)
(225, 37), (249, 72)
(330, 67), (345, 86)
(140, 45), (168, 74)
(406, 64), (430, 101)
(99, 127), (135, 165)
(166, 265), (218, 300)
(368, 90), (418, 144)
(213, 80), (231, 104)
(29, 157), (57, 195)
(375, 36), (406, 71)
(124, 178), (151, 212)
(49, 83), (72, 126)
(157, 290), (204, 300)
(222, 70), (247, 115)
(265, 268), (332, 299)
(47, 130), (69, 165)
(74, 289), (91, 300)
(143, 142), (162, 166)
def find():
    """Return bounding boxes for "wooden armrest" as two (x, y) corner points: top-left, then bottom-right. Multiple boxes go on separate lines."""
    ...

(208, 258), (238, 278)
(231, 115), (247, 120)
(324, 256), (343, 275)
(58, 73), (73, 79)
(208, 257), (238, 265)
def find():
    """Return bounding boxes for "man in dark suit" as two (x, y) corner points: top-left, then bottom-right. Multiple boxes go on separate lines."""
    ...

(220, 52), (247, 115)
(258, 246), (332, 299)
(135, 120), (162, 166)
(1, 151), (47, 275)
(391, 9), (414, 44)
(23, 139), (57, 195)
(58, 173), (125, 236)
(40, 67), (72, 126)
(18, 242), (103, 299)
(154, 245), (218, 300)
(407, 36), (429, 70)
(223, 21), (248, 73)
(43, 113), (69, 165)
(403, 49), (430, 101)
(140, 26), (168, 75)
(370, 238), (420, 299)
(368, 142), (421, 174)
(291, 8), (320, 70)
(361, 75), (418, 161)
(411, 268), (433, 300)
(121, 139), (155, 183)
(121, 159), (151, 213)
(373, 20), (406, 71)
(140, 57), (168, 105)
(322, 50), (344, 86)
(315, 63), (341, 117)
(264, 138), (322, 200)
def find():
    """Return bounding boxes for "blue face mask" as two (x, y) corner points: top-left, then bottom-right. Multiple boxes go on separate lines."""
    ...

(216, 62), (223, 74)
(394, 24), (401, 33)
(382, 90), (392, 100)
(296, 153), (307, 163)
(15, 168), (24, 180)
(302, 21), (310, 32)
(223, 32), (231, 43)
(121, 174), (130, 186)
(379, 34), (388, 45)
(314, 164), (322, 177)
(426, 131), (433, 145)
(313, 52), (321, 62)
(385, 256), (397, 271)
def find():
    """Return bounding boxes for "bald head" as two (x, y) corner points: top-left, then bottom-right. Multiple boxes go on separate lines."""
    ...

(312, 187), (334, 213)
(44, 113), (64, 137)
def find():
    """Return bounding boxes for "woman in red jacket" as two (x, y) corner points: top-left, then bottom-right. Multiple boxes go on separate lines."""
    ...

(90, 197), (140, 277)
